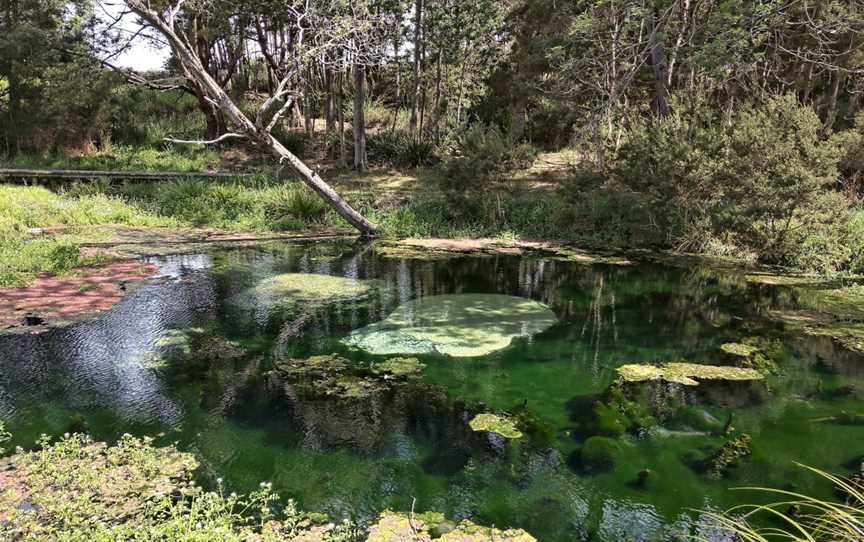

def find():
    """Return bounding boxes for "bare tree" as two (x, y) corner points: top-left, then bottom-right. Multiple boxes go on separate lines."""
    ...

(124, 0), (378, 235)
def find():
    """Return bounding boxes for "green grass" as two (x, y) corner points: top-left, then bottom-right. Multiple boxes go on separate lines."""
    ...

(2, 145), (221, 172)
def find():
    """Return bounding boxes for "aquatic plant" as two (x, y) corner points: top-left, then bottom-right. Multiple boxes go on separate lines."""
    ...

(234, 273), (374, 317)
(343, 294), (558, 357)
(702, 465), (864, 542)
(366, 510), (536, 541)
(371, 357), (426, 379)
(591, 383), (656, 437)
(469, 413), (523, 439)
(276, 354), (425, 400)
(704, 434), (752, 479)
(617, 362), (764, 386)
(580, 436), (621, 472)
(720, 341), (779, 375)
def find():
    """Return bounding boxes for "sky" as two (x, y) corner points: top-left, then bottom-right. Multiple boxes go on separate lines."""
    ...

(98, 1), (170, 71)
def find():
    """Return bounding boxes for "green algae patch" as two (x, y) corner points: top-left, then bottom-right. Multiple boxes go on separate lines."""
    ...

(720, 343), (761, 358)
(253, 273), (372, 302)
(617, 363), (764, 386)
(770, 309), (864, 354)
(233, 273), (373, 315)
(343, 294), (558, 357)
(372, 357), (426, 379)
(469, 413), (523, 439)
(366, 511), (536, 542)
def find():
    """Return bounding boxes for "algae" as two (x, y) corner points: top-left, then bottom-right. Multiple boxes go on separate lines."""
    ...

(720, 343), (761, 358)
(469, 413), (523, 439)
(343, 294), (558, 357)
(617, 362), (764, 386)
(769, 309), (864, 354)
(234, 273), (373, 313)
(366, 511), (536, 542)
(275, 354), (425, 399)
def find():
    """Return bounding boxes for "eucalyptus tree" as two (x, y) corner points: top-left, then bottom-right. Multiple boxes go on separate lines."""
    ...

(124, 0), (381, 234)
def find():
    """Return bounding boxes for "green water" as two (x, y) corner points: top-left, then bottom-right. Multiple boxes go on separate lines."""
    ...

(1, 241), (863, 541)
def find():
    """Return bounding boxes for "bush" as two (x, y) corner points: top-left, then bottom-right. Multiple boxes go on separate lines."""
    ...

(442, 124), (537, 188)
(612, 94), (851, 271)
(366, 131), (439, 168)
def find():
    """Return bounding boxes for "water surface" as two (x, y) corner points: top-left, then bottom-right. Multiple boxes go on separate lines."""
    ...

(1, 241), (862, 541)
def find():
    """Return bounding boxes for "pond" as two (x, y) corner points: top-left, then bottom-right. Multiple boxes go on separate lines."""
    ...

(1, 240), (862, 541)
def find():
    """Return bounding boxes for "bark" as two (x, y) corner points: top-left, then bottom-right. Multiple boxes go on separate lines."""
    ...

(409, 0), (423, 133)
(338, 66), (347, 167)
(353, 64), (368, 171)
(5, 0), (20, 156)
(647, 10), (670, 116)
(127, 1), (377, 236)
(325, 62), (335, 134)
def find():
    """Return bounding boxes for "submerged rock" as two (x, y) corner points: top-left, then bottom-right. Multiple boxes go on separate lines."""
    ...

(617, 362), (764, 386)
(469, 413), (523, 439)
(343, 294), (558, 357)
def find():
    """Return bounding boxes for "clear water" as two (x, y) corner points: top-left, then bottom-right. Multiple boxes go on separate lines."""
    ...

(1, 240), (863, 541)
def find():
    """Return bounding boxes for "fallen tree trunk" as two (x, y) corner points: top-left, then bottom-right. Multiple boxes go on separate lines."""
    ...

(125, 1), (378, 236)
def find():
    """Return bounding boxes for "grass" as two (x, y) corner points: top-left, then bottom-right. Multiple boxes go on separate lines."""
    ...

(2, 145), (221, 173)
(702, 465), (864, 541)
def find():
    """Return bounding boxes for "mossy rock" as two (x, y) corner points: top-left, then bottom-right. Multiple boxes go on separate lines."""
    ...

(365, 511), (535, 542)
(580, 436), (620, 472)
(343, 294), (558, 357)
(617, 362), (764, 386)
(469, 413), (523, 439)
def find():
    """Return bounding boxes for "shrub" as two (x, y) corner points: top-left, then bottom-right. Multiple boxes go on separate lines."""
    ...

(612, 94), (850, 270)
(442, 124), (537, 188)
(833, 112), (864, 201)
(366, 131), (439, 168)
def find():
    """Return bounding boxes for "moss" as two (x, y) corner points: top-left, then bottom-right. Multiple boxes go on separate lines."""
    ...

(617, 362), (764, 386)
(275, 354), (424, 399)
(344, 294), (558, 357)
(580, 436), (620, 472)
(469, 413), (523, 439)
(371, 357), (426, 379)
(720, 341), (778, 375)
(769, 309), (864, 354)
(720, 343), (761, 358)
(591, 384), (656, 436)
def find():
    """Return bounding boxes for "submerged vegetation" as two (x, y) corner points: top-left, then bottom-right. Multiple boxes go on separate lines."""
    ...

(468, 413), (523, 440)
(616, 363), (765, 386)
(344, 294), (558, 357)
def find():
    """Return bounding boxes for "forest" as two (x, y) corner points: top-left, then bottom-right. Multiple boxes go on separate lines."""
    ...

(1, 1), (864, 541)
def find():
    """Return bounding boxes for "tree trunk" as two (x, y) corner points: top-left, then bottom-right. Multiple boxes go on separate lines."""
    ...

(338, 68), (347, 167)
(353, 64), (367, 171)
(127, 1), (377, 235)
(325, 62), (335, 134)
(409, 0), (423, 133)
(5, 0), (20, 157)
(647, 10), (670, 117)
